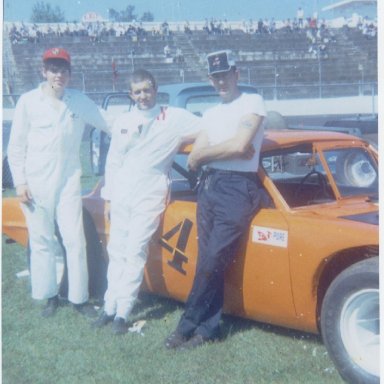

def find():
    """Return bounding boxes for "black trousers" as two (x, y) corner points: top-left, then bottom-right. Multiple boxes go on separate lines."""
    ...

(176, 169), (264, 339)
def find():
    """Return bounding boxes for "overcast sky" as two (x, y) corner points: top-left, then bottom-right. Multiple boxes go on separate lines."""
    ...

(3, 0), (378, 23)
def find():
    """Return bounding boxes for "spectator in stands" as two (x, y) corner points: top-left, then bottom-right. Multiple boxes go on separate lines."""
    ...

(223, 19), (231, 35)
(184, 21), (192, 36)
(270, 18), (277, 33)
(7, 47), (109, 319)
(297, 7), (305, 28)
(174, 47), (184, 64)
(203, 19), (211, 34)
(257, 19), (264, 34)
(161, 21), (170, 39)
(94, 69), (200, 334)
(164, 44), (172, 59)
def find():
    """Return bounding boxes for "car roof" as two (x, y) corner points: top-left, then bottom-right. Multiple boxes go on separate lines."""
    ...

(261, 130), (364, 152)
(158, 82), (258, 107)
(180, 130), (364, 154)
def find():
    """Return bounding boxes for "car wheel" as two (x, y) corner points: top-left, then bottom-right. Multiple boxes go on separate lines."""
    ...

(336, 151), (376, 187)
(2, 156), (14, 189)
(320, 257), (380, 384)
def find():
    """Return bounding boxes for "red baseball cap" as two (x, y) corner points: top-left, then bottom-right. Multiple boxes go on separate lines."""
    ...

(43, 47), (71, 64)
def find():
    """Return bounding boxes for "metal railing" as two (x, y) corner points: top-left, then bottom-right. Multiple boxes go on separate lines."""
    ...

(2, 80), (377, 111)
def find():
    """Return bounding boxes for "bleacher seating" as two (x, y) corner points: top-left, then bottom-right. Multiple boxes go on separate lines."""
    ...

(3, 25), (377, 103)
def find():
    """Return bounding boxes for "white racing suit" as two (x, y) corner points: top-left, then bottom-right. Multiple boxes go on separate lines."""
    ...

(8, 84), (108, 304)
(102, 104), (200, 320)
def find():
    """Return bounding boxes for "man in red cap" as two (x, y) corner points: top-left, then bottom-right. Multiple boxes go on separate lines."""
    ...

(8, 47), (109, 319)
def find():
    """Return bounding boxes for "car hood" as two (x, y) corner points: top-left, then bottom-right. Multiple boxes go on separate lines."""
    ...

(339, 211), (379, 225)
(294, 199), (378, 225)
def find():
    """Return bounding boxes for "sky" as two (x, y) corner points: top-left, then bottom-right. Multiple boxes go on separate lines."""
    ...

(3, 0), (377, 23)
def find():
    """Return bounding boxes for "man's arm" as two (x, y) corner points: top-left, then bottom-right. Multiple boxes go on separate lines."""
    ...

(81, 94), (111, 134)
(187, 113), (264, 171)
(7, 95), (33, 202)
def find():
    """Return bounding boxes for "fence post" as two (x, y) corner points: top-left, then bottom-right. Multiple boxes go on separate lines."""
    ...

(317, 49), (322, 98)
(274, 65), (278, 100)
(82, 72), (85, 92)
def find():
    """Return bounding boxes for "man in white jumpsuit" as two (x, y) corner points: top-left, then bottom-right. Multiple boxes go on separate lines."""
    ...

(8, 47), (109, 318)
(94, 69), (200, 334)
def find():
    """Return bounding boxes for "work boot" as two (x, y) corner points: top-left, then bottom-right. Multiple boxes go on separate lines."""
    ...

(111, 317), (128, 335)
(164, 330), (188, 349)
(41, 295), (59, 318)
(73, 302), (98, 318)
(92, 311), (115, 329)
(179, 333), (212, 350)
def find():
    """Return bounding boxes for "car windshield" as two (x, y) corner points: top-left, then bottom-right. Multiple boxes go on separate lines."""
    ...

(261, 146), (336, 207)
(323, 147), (378, 199)
(261, 145), (378, 208)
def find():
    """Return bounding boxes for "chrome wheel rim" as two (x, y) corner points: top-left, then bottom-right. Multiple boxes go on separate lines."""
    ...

(340, 288), (380, 376)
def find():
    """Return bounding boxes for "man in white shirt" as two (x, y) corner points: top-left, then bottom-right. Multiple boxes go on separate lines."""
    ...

(94, 69), (200, 334)
(165, 50), (268, 349)
(8, 47), (109, 318)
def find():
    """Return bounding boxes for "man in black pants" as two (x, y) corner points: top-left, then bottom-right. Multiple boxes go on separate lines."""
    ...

(165, 50), (267, 350)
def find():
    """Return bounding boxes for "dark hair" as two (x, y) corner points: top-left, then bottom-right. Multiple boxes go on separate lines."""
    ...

(128, 69), (157, 91)
(43, 58), (71, 73)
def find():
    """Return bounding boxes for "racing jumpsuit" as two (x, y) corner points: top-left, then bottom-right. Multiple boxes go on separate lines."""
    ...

(8, 83), (108, 304)
(101, 104), (200, 321)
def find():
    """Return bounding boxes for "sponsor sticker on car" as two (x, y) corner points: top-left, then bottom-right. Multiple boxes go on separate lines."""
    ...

(252, 226), (288, 248)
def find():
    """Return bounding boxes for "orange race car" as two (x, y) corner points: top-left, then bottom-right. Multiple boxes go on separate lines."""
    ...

(2, 86), (379, 384)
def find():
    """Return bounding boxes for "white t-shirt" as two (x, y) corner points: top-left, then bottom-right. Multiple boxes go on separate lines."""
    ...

(201, 93), (267, 172)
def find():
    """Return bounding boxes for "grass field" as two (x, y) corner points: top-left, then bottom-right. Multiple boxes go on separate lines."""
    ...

(2, 142), (344, 384)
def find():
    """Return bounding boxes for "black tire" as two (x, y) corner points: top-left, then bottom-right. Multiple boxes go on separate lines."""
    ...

(320, 257), (380, 384)
(2, 156), (14, 189)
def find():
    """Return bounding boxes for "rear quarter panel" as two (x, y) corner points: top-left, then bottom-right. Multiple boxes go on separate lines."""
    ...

(2, 197), (28, 247)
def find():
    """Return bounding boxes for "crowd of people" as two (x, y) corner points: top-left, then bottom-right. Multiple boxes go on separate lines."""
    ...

(6, 21), (149, 44)
(5, 10), (377, 45)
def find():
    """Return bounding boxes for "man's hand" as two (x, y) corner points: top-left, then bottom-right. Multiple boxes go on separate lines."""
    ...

(16, 184), (33, 204)
(187, 151), (201, 171)
(242, 143), (255, 159)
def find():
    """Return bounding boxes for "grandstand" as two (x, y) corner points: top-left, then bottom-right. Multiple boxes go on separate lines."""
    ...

(2, 16), (377, 106)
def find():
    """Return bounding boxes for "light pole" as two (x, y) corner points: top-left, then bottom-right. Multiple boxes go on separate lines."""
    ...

(358, 63), (364, 95)
(317, 47), (322, 98)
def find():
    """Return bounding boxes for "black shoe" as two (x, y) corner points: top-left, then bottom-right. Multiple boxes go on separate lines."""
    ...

(73, 302), (98, 318)
(164, 330), (188, 349)
(92, 311), (115, 329)
(179, 333), (212, 350)
(111, 317), (128, 335)
(41, 295), (59, 318)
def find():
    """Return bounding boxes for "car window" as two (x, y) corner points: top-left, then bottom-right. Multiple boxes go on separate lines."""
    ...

(169, 153), (197, 201)
(156, 92), (170, 105)
(262, 147), (335, 207)
(185, 95), (221, 116)
(323, 148), (378, 198)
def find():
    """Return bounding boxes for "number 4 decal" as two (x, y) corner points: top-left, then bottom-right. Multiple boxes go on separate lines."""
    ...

(160, 219), (193, 275)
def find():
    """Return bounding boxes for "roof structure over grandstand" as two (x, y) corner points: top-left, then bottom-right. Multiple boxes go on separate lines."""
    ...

(322, 0), (377, 12)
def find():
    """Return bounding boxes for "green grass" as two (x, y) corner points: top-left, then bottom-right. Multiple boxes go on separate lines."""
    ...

(2, 141), (343, 384)
(2, 236), (343, 384)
